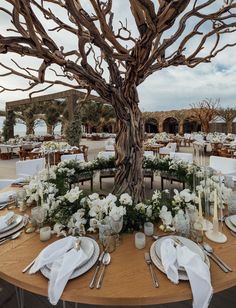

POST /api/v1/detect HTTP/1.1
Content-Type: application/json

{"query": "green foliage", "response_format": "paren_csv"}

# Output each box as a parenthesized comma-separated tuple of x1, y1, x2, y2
(65, 113, 82, 146)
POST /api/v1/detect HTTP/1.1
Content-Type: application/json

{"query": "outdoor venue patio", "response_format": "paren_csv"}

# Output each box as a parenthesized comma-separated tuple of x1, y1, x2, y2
(0, 1, 236, 308)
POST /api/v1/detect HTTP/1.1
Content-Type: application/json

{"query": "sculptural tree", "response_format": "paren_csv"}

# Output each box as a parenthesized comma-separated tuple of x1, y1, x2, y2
(191, 98, 220, 133)
(0, 1, 236, 201)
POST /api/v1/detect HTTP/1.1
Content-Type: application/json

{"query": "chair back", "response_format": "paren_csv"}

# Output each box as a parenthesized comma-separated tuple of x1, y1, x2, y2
(61, 154, 85, 162)
(97, 151, 115, 159)
(144, 151, 154, 159)
(170, 152, 193, 163)
(209, 156, 236, 175)
(16, 158, 45, 178)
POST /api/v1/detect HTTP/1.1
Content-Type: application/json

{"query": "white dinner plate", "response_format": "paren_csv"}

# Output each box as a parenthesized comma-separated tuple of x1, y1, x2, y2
(40, 237, 100, 280)
(0, 203, 8, 210)
(225, 216, 236, 232)
(0, 218, 25, 239)
(150, 236, 210, 280)
(155, 236, 205, 262)
(0, 214, 23, 233)
(229, 215, 236, 227)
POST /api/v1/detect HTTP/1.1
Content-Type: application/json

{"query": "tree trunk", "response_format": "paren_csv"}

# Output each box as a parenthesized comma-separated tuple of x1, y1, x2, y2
(202, 121, 210, 133)
(111, 90, 145, 203)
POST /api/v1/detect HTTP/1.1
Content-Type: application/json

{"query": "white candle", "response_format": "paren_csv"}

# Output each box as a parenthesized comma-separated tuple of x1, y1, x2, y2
(40, 226, 51, 241)
(135, 232, 146, 249)
(144, 222, 154, 236)
(213, 189, 218, 220)
(198, 191, 203, 218)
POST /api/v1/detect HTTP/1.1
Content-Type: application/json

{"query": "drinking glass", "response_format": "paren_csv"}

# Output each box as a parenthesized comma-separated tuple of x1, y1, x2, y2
(110, 216, 123, 246)
(102, 229, 116, 253)
(98, 217, 111, 244)
(31, 206, 47, 231)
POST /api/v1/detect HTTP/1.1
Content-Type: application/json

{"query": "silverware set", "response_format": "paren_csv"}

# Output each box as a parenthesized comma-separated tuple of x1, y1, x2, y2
(0, 230, 22, 245)
(200, 242, 232, 273)
(145, 252, 159, 288)
(89, 251, 111, 289)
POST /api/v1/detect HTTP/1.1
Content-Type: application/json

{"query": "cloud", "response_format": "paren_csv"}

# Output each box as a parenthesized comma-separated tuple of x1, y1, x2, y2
(0, 1, 236, 113)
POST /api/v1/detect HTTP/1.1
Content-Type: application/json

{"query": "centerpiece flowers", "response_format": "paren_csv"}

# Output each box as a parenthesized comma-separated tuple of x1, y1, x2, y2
(24, 155, 232, 237)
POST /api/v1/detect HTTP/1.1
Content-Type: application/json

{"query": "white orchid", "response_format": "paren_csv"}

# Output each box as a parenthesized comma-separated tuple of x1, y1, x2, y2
(159, 205, 173, 226)
(64, 186, 83, 203)
(109, 205, 126, 221)
(119, 193, 133, 206)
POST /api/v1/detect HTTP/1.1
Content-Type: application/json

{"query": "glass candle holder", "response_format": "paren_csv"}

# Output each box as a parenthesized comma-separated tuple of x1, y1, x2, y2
(135, 232, 146, 249)
(144, 222, 154, 236)
(39, 226, 51, 241)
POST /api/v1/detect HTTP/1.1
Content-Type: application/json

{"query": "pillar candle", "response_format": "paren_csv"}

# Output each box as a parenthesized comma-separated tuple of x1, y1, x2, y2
(213, 189, 218, 220)
(198, 191, 203, 218)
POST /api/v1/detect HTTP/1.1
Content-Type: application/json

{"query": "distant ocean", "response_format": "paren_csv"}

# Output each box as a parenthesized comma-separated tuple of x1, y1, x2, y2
(0, 116, 61, 137)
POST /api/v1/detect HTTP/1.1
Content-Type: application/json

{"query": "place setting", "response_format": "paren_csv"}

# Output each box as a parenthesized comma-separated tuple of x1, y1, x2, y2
(0, 191, 17, 210)
(0, 211, 26, 242)
(20, 235, 100, 305)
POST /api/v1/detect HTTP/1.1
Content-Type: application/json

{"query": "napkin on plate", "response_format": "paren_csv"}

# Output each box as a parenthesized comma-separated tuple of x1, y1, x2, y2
(0, 211, 15, 231)
(12, 177, 27, 184)
(0, 191, 16, 204)
(29, 236, 93, 305)
(160, 238, 213, 308)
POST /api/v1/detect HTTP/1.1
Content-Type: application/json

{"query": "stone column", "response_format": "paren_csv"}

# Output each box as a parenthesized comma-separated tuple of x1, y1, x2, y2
(178, 121, 184, 135)
(5, 110, 15, 139)
(226, 120, 233, 134)
(158, 122, 163, 133)
(47, 124, 53, 135)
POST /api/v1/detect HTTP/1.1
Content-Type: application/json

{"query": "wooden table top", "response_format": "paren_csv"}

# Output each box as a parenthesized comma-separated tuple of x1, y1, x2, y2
(1, 187, 236, 306)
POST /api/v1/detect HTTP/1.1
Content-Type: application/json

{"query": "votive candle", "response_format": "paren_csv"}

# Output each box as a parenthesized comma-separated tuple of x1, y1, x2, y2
(198, 191, 203, 218)
(40, 226, 51, 241)
(213, 189, 218, 220)
(144, 222, 154, 236)
(135, 232, 146, 249)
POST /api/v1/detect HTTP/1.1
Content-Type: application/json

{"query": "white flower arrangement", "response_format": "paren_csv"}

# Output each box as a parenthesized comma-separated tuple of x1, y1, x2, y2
(41, 141, 70, 152)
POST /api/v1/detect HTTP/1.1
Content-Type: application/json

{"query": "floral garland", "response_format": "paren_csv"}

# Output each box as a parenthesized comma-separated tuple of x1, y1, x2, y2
(24, 156, 232, 236)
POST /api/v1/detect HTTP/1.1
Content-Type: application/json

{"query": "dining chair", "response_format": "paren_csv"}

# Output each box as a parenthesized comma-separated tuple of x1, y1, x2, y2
(159, 142, 177, 156)
(169, 152, 193, 163)
(61, 154, 85, 162)
(209, 156, 236, 175)
(16, 158, 46, 178)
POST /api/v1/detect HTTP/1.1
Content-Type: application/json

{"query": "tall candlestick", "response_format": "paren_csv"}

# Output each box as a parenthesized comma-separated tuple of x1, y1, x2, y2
(213, 189, 218, 220)
(198, 191, 203, 218)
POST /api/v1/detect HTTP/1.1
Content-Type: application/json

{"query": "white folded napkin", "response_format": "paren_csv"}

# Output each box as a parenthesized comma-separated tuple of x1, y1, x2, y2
(29, 236, 93, 305)
(160, 238, 213, 308)
(0, 191, 16, 204)
(0, 211, 14, 231)
(12, 177, 27, 184)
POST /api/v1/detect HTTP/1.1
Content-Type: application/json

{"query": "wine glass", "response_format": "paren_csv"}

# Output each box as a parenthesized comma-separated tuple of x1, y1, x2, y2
(110, 216, 123, 246)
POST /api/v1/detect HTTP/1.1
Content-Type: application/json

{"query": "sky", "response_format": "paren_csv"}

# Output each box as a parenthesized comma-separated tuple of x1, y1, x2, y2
(0, 1, 235, 113)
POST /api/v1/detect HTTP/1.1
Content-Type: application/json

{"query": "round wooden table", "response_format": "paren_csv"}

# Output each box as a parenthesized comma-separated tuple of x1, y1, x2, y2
(0, 190, 236, 306)
(1, 223, 236, 306)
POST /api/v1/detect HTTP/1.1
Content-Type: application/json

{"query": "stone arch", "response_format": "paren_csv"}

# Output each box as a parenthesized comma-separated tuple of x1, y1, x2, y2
(14, 117, 26, 136)
(34, 117, 47, 135)
(183, 118, 201, 133)
(144, 118, 158, 133)
(162, 117, 179, 134)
